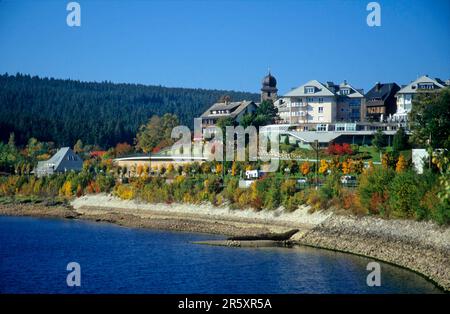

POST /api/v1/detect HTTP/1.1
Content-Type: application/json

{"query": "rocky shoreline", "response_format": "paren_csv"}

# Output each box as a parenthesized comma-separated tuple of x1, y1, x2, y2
(297, 215, 450, 291)
(0, 197, 448, 292)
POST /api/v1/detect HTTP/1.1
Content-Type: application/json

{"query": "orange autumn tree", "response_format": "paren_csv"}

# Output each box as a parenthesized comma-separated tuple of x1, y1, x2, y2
(300, 162, 310, 176)
(396, 155, 408, 173)
(115, 142, 133, 157)
(137, 165, 144, 177)
(342, 159, 351, 174)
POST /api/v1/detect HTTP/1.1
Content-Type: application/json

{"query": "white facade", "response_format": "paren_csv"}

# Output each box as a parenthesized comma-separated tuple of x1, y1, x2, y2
(277, 80, 363, 125)
(278, 96, 336, 124)
(394, 75, 447, 122)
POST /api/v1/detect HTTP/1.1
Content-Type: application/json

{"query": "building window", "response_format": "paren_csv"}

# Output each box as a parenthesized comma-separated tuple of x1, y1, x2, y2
(341, 89, 350, 95)
(318, 107, 324, 113)
(418, 83, 434, 90)
(307, 97, 314, 102)
(305, 87, 315, 94)
(318, 98, 323, 103)
(317, 124, 327, 131)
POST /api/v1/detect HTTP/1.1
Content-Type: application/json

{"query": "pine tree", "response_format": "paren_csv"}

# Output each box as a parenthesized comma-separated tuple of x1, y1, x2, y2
(393, 127, 408, 152)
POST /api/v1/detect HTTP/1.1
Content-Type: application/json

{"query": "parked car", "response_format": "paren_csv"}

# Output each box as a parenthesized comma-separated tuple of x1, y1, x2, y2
(340, 175, 357, 184)
(297, 177, 308, 184)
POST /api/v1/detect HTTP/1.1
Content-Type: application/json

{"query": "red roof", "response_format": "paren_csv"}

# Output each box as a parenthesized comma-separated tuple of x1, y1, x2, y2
(90, 151, 107, 158)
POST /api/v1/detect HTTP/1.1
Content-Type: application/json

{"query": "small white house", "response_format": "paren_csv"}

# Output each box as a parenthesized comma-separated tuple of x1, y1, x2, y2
(34, 147, 83, 177)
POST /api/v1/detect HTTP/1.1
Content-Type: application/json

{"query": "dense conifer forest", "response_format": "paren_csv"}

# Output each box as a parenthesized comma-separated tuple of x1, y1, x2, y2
(0, 73, 258, 147)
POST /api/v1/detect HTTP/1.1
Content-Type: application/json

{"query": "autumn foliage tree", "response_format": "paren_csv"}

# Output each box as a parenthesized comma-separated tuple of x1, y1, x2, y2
(300, 162, 310, 176)
(115, 142, 133, 157)
(396, 155, 408, 173)
(319, 160, 329, 174)
(326, 143, 353, 156)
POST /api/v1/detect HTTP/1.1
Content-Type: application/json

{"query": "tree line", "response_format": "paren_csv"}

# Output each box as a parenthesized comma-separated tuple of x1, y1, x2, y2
(0, 73, 258, 148)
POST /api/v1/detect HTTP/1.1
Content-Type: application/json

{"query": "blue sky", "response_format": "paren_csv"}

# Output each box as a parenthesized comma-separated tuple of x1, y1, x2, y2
(0, 0, 449, 94)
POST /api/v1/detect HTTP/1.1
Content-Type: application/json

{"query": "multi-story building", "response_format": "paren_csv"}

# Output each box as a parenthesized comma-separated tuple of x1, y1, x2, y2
(279, 80, 337, 125)
(276, 80, 363, 127)
(328, 81, 364, 122)
(394, 75, 447, 122)
(364, 82, 400, 122)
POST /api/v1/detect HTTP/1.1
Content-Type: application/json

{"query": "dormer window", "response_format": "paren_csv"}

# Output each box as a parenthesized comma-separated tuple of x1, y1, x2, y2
(341, 88, 350, 95)
(417, 83, 434, 90)
(305, 86, 315, 94)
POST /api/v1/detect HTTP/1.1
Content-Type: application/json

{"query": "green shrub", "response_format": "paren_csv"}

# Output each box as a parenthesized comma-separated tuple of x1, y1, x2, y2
(388, 170, 421, 218)
(358, 167, 393, 216)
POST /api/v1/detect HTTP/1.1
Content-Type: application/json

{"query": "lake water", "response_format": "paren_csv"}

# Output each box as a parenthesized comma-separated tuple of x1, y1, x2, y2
(0, 216, 442, 294)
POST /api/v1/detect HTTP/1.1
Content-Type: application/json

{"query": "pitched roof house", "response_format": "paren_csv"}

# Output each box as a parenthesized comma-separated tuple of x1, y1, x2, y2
(200, 100, 258, 128)
(34, 147, 83, 177)
(364, 82, 400, 122)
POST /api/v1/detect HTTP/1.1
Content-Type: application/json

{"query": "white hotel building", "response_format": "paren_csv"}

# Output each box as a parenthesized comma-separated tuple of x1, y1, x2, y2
(394, 75, 448, 122)
(276, 80, 364, 129)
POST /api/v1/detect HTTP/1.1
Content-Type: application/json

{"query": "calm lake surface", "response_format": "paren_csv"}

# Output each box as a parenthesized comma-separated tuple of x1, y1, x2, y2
(0, 215, 442, 294)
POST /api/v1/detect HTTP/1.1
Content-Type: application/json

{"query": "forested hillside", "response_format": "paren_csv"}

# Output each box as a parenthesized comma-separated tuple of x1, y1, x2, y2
(0, 73, 258, 147)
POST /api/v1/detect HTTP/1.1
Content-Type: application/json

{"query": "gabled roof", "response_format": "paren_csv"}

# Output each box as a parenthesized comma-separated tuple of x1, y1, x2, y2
(47, 147, 71, 167)
(365, 83, 400, 102)
(336, 81, 364, 98)
(396, 75, 445, 94)
(37, 147, 81, 171)
(200, 100, 257, 119)
(284, 80, 335, 97)
(284, 80, 363, 98)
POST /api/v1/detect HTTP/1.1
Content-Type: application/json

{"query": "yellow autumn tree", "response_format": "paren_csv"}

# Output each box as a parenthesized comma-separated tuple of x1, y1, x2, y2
(60, 181, 72, 198)
(215, 163, 223, 174)
(342, 160, 351, 174)
(167, 163, 174, 174)
(231, 162, 237, 176)
(318, 159, 329, 174)
(396, 155, 407, 173)
(300, 162, 310, 176)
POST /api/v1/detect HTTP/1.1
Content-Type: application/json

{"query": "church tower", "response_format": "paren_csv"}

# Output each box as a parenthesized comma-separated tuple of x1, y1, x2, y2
(261, 70, 278, 103)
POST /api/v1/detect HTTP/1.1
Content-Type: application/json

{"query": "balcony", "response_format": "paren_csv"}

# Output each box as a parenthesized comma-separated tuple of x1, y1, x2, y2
(290, 102, 307, 108)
